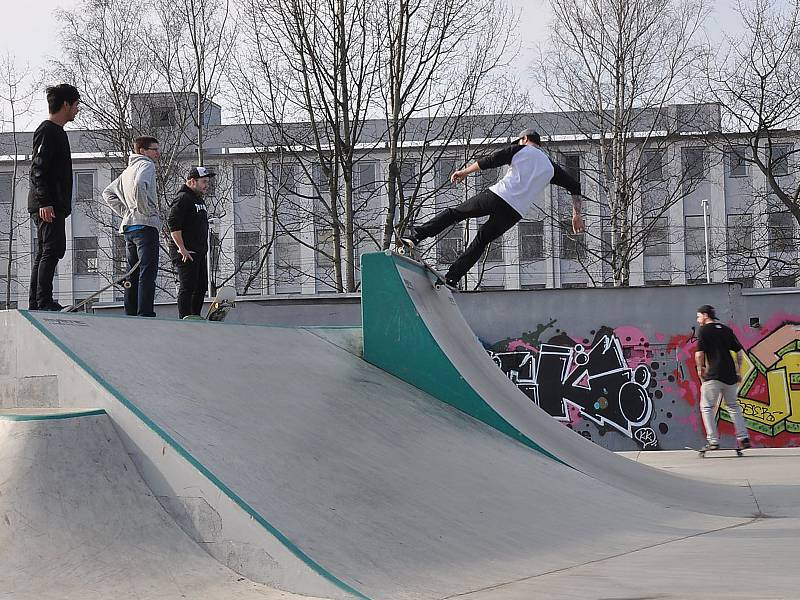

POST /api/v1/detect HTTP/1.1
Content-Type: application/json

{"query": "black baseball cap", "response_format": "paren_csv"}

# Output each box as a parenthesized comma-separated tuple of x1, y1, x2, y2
(187, 166, 216, 179)
(697, 304, 716, 317)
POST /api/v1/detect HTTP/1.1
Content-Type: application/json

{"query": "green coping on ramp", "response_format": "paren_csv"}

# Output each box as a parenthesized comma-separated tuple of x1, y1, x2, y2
(361, 251, 562, 463)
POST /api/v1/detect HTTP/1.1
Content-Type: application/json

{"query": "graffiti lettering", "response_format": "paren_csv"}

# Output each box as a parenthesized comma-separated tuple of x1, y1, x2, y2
(490, 331, 656, 447)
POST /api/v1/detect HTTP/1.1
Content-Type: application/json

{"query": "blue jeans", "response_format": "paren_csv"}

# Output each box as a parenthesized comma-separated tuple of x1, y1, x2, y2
(124, 226, 160, 317)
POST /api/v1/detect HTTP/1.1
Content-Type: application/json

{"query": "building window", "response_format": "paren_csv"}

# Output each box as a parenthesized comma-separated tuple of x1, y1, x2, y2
(768, 212, 795, 253)
(563, 153, 581, 181)
(562, 282, 588, 289)
(274, 234, 301, 289)
(727, 213, 753, 254)
(772, 144, 792, 177)
(643, 217, 669, 257)
(682, 147, 706, 182)
(0, 241, 16, 279)
(74, 172, 95, 202)
(684, 215, 707, 256)
(728, 146, 749, 177)
(74, 236, 99, 274)
(643, 150, 663, 182)
(437, 223, 463, 264)
(398, 160, 418, 195)
(150, 107, 176, 128)
(601, 220, 613, 263)
(485, 236, 503, 262)
(235, 231, 261, 272)
(771, 274, 796, 288)
(312, 162, 329, 193)
(0, 173, 12, 204)
(644, 279, 671, 286)
(236, 166, 257, 197)
(355, 161, 377, 197)
(728, 276, 754, 288)
(436, 157, 459, 188)
(272, 163, 298, 194)
(560, 220, 585, 260)
(518, 220, 544, 261)
(315, 226, 335, 269)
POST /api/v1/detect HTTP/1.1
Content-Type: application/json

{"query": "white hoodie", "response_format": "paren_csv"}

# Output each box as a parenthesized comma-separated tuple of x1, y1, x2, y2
(102, 153, 161, 232)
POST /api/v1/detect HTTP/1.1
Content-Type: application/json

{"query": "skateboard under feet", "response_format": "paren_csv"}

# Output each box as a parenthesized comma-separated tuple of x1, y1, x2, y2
(393, 226, 457, 292)
(688, 446, 744, 458)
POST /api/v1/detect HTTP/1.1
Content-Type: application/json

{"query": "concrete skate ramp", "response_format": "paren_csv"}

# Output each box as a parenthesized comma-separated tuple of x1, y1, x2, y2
(361, 251, 786, 517)
(19, 311, 747, 599)
(0, 409, 325, 600)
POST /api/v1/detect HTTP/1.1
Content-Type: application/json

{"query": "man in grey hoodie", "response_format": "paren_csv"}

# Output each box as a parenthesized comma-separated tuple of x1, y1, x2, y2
(102, 136, 161, 317)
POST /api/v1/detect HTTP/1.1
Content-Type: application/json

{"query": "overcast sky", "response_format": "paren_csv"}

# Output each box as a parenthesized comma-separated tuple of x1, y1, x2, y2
(0, 0, 753, 131)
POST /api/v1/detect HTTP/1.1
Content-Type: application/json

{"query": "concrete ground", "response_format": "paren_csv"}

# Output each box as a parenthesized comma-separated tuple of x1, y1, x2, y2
(455, 449, 800, 600)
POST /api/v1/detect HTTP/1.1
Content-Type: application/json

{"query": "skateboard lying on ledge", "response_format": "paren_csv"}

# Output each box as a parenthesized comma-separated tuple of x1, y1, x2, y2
(393, 226, 457, 292)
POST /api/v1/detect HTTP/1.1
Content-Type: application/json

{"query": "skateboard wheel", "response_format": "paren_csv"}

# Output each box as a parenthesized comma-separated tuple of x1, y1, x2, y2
(123, 281, 132, 289)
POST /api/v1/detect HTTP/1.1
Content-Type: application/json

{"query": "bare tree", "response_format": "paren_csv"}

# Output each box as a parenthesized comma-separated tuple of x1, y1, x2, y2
(150, 0, 236, 167)
(536, 0, 712, 286)
(0, 53, 36, 308)
(374, 0, 522, 248)
(52, 0, 246, 300)
(232, 0, 526, 292)
(233, 0, 382, 292)
(53, 0, 160, 154)
(703, 0, 800, 285)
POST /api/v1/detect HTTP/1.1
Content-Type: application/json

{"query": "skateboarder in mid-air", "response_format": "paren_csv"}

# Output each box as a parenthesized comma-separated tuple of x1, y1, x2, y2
(401, 129, 584, 288)
(695, 304, 752, 452)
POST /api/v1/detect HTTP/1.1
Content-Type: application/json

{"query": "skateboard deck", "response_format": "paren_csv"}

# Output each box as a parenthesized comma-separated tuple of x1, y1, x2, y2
(205, 286, 236, 322)
(62, 259, 142, 313)
(393, 226, 457, 292)
(686, 446, 744, 458)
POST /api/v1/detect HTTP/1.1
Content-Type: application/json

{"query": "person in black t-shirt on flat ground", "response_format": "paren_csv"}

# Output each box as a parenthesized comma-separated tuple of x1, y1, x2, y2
(694, 304, 752, 451)
(168, 167, 213, 319)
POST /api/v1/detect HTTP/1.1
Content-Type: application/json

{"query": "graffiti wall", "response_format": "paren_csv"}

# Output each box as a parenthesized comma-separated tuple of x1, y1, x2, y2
(483, 313, 800, 450)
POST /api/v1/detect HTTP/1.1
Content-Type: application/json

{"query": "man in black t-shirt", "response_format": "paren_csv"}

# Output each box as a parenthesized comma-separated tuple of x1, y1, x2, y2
(694, 305, 752, 450)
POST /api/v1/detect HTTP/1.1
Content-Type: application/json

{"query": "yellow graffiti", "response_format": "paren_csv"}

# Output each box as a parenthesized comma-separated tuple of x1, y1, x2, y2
(720, 324, 800, 435)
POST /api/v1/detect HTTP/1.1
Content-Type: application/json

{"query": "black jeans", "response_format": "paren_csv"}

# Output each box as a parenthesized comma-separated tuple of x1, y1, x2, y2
(174, 253, 208, 319)
(29, 214, 67, 308)
(124, 226, 160, 317)
(415, 189, 521, 282)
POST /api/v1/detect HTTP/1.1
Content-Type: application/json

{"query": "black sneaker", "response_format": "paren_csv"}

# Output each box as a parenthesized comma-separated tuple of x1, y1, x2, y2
(739, 437, 752, 449)
(701, 442, 720, 451)
(400, 225, 419, 248)
(445, 277, 460, 290)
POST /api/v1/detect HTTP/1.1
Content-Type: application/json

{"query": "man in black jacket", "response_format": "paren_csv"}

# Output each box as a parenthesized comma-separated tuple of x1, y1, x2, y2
(402, 129, 584, 288)
(28, 84, 80, 310)
(168, 167, 213, 319)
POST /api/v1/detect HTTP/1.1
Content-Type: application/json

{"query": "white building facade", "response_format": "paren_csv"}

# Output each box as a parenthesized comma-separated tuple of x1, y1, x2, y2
(0, 103, 796, 308)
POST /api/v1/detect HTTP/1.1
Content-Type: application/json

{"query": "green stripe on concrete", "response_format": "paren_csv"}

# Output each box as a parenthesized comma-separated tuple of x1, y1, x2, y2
(19, 310, 370, 600)
(0, 408, 106, 421)
(360, 252, 564, 465)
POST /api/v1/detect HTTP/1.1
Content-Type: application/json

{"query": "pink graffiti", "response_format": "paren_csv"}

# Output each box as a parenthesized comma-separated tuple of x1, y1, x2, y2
(506, 339, 538, 353)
